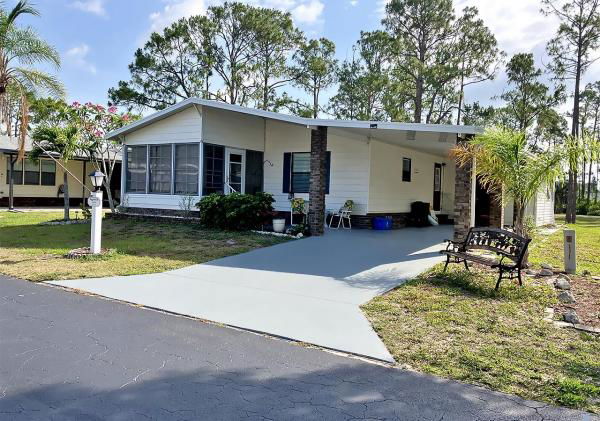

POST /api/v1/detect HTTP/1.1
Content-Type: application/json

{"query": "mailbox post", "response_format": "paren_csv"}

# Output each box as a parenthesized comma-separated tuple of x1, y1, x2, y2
(564, 229, 576, 274)
(88, 171, 105, 255)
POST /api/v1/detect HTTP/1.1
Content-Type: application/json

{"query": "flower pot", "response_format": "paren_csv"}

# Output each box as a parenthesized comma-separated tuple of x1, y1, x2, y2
(272, 218, 286, 233)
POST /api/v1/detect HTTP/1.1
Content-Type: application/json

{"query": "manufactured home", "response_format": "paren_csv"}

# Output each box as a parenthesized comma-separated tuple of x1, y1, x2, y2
(106, 98, 554, 238)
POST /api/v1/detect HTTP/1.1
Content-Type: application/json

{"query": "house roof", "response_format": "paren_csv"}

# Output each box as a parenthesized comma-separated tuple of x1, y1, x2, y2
(0, 136, 34, 154)
(106, 97, 483, 139)
(0, 135, 121, 162)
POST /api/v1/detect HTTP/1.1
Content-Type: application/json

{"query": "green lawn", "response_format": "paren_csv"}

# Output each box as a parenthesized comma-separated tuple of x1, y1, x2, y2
(363, 216, 600, 413)
(0, 211, 288, 281)
(529, 215, 600, 274)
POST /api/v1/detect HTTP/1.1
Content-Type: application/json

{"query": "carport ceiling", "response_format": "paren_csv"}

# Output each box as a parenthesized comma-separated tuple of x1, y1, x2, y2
(330, 127, 457, 158)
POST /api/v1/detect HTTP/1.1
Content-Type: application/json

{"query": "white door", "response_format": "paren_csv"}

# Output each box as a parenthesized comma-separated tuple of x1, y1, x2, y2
(225, 148, 245, 194)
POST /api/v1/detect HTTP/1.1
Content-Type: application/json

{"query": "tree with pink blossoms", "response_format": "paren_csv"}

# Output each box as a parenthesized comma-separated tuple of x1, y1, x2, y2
(71, 102, 138, 211)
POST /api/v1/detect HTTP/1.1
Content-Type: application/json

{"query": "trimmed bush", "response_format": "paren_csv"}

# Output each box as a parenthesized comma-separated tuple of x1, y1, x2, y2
(196, 192, 275, 230)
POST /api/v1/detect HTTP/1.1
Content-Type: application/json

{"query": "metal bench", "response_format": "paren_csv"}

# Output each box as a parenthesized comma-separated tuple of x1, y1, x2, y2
(440, 227, 531, 290)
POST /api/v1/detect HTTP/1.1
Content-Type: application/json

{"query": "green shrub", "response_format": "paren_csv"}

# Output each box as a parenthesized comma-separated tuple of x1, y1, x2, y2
(576, 199, 590, 215)
(196, 193, 275, 230)
(587, 201, 600, 216)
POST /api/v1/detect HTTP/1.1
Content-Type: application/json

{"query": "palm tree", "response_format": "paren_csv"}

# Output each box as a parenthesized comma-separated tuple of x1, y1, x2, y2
(0, 0, 64, 158)
(31, 126, 80, 221)
(453, 127, 564, 237)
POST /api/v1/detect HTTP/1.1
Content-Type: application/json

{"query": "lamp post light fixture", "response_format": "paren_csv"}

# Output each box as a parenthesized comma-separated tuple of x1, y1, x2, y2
(88, 171, 105, 254)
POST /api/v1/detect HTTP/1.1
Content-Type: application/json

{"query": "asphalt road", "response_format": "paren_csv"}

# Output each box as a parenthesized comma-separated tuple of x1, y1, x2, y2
(0, 276, 596, 421)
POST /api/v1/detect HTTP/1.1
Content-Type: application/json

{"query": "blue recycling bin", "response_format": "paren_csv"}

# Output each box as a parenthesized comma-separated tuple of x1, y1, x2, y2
(372, 216, 393, 230)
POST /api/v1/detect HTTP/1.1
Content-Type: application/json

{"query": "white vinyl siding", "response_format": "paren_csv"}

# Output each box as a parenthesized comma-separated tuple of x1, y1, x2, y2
(201, 106, 265, 152)
(263, 120, 370, 215)
(367, 139, 455, 215)
(122, 106, 202, 210)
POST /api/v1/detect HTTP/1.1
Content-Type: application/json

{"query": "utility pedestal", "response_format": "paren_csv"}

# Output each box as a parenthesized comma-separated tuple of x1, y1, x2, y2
(89, 191, 103, 254)
(563, 229, 576, 274)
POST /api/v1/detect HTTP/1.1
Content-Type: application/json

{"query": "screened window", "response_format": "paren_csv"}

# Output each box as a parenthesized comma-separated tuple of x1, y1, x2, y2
(291, 153, 311, 193)
(126, 145, 147, 193)
(283, 152, 330, 194)
(402, 157, 412, 182)
(24, 160, 40, 185)
(149, 145, 172, 194)
(174, 144, 199, 195)
(6, 157, 23, 185)
(203, 144, 224, 195)
(41, 160, 56, 186)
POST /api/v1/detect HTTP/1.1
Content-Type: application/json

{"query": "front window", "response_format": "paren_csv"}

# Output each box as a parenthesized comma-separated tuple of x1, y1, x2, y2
(7, 158, 56, 186)
(149, 145, 172, 194)
(174, 144, 199, 195)
(41, 160, 56, 186)
(291, 152, 311, 193)
(203, 144, 224, 195)
(6, 158, 23, 185)
(402, 157, 412, 182)
(24, 160, 40, 185)
(126, 145, 147, 193)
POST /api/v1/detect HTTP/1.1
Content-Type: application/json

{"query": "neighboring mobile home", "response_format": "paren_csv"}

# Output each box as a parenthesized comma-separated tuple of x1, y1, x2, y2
(0, 136, 121, 207)
(106, 98, 554, 237)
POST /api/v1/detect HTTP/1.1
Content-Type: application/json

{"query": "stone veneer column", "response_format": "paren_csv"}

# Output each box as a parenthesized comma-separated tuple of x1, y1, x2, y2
(453, 136, 474, 241)
(488, 190, 504, 229)
(308, 126, 328, 236)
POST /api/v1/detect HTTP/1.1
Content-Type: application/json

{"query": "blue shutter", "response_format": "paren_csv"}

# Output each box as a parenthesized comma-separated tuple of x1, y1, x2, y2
(283, 152, 291, 193)
(325, 151, 331, 194)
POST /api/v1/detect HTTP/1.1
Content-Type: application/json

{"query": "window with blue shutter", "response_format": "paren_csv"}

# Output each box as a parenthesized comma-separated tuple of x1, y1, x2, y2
(283, 152, 331, 194)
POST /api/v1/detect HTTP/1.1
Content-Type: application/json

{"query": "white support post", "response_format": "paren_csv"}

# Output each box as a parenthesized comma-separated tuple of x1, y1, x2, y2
(89, 190, 103, 254)
(563, 229, 576, 274)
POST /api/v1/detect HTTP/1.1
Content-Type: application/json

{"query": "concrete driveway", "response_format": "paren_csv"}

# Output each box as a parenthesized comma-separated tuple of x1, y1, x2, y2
(49, 226, 452, 362)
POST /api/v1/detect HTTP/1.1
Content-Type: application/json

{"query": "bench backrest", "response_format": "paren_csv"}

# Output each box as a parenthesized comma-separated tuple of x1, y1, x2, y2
(464, 227, 531, 264)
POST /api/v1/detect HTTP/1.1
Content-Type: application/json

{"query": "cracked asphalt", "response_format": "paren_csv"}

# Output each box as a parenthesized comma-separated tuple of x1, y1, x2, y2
(1, 276, 597, 421)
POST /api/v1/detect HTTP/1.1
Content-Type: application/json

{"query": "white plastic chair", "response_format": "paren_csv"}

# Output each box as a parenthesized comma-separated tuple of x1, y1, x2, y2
(328, 200, 353, 229)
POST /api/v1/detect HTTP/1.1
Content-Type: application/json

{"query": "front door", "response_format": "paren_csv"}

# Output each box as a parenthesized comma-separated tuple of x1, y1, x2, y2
(433, 163, 442, 211)
(225, 148, 245, 194)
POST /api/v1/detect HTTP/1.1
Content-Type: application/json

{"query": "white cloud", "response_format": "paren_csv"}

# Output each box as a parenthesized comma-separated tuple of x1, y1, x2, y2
(146, 0, 324, 35)
(65, 44, 97, 75)
(349, 0, 358, 6)
(291, 0, 324, 24)
(71, 0, 107, 17)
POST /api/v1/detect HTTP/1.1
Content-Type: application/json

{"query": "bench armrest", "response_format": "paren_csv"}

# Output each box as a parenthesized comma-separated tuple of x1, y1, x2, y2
(443, 239, 464, 252)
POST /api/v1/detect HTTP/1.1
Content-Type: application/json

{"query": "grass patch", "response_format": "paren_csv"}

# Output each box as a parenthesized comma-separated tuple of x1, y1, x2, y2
(0, 212, 288, 281)
(363, 267, 600, 413)
(529, 215, 600, 275)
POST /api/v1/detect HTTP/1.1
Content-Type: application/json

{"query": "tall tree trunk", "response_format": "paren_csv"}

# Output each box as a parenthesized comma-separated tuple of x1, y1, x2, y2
(456, 61, 466, 125)
(414, 76, 423, 123)
(63, 171, 70, 221)
(8, 157, 15, 211)
(567, 60, 582, 223)
(104, 179, 115, 212)
(514, 201, 529, 264)
(587, 160, 593, 201)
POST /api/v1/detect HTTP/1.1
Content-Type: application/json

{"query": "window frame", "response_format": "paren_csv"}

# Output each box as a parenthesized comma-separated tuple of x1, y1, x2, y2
(174, 143, 200, 195)
(125, 145, 149, 194)
(148, 144, 173, 195)
(402, 157, 412, 182)
(6, 157, 57, 186)
(291, 152, 311, 194)
(40, 160, 56, 186)
(202, 143, 225, 196)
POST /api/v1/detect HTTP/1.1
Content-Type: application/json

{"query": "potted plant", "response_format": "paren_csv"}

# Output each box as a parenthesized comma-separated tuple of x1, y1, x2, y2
(272, 217, 286, 233)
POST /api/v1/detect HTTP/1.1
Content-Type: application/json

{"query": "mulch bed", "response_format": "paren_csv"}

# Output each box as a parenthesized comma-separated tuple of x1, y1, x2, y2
(555, 275, 600, 328)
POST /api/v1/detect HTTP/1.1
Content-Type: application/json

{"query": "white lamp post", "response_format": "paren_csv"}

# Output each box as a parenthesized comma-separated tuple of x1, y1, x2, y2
(88, 171, 105, 254)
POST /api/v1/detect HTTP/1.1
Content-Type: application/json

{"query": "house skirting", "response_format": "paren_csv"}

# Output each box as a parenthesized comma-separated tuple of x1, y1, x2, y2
(0, 197, 87, 207)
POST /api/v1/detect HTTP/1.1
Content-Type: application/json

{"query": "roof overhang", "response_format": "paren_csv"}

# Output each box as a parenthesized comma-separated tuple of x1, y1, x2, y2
(106, 97, 483, 140)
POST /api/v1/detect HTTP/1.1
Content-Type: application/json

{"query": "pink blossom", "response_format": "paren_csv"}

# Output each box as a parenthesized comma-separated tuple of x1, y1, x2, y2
(108, 106, 117, 113)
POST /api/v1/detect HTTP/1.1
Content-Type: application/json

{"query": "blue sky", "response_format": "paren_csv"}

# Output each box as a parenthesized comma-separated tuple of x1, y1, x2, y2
(18, 0, 600, 113)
